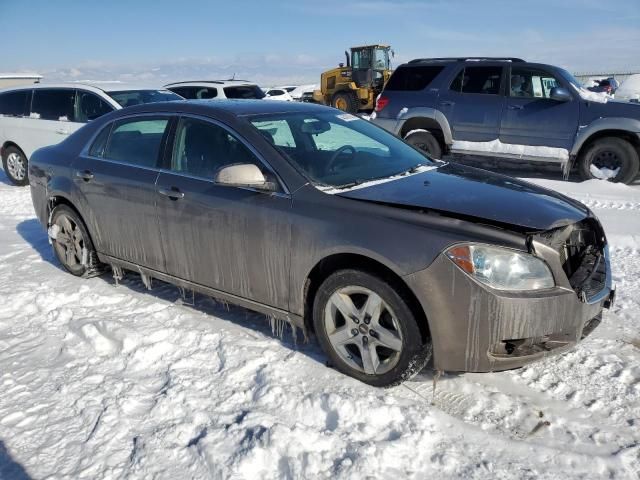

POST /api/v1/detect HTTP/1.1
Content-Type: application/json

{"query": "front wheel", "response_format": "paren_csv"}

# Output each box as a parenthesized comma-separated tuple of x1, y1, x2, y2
(2, 146, 29, 186)
(578, 137, 639, 184)
(313, 269, 431, 387)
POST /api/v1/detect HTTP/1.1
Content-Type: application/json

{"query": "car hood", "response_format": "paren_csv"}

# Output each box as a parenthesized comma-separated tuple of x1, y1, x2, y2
(337, 163, 590, 231)
(589, 98, 640, 118)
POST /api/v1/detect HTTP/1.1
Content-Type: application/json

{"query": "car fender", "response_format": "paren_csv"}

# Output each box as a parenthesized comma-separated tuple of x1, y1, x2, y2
(396, 107, 453, 144)
(571, 117, 640, 156)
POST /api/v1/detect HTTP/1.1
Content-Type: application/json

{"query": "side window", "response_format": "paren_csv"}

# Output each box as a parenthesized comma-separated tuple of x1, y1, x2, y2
(170, 117, 261, 178)
(88, 124, 112, 158)
(510, 67, 561, 99)
(197, 88, 217, 99)
(385, 66, 444, 91)
(450, 67, 502, 95)
(252, 120, 296, 147)
(103, 118, 169, 167)
(31, 89, 76, 121)
(75, 92, 114, 122)
(0, 90, 30, 117)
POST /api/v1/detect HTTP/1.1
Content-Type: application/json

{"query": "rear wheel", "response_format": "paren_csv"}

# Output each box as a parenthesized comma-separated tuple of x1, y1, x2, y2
(50, 205, 103, 277)
(578, 137, 639, 184)
(313, 269, 431, 387)
(404, 130, 443, 159)
(2, 146, 29, 186)
(331, 91, 359, 114)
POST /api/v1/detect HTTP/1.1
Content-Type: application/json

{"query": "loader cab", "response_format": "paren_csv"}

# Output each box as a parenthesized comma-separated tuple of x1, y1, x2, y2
(350, 45, 391, 89)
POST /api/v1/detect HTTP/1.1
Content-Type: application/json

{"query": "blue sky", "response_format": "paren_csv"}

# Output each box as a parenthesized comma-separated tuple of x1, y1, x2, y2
(2, 0, 639, 85)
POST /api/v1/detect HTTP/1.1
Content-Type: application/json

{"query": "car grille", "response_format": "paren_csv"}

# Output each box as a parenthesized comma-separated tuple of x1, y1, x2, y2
(558, 219, 607, 301)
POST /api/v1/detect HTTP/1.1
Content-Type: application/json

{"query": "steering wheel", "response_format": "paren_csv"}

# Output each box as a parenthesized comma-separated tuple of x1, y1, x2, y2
(326, 145, 357, 174)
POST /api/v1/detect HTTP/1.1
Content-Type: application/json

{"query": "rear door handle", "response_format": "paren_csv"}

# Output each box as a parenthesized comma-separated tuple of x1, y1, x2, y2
(75, 170, 94, 181)
(440, 100, 455, 107)
(158, 187, 184, 200)
(507, 104, 524, 110)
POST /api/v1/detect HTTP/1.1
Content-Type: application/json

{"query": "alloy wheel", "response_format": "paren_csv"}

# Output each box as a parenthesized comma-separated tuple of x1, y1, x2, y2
(6, 152, 26, 181)
(324, 286, 403, 375)
(53, 214, 85, 268)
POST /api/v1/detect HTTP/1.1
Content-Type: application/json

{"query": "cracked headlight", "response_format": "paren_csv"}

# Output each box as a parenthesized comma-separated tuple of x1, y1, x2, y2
(445, 244, 554, 291)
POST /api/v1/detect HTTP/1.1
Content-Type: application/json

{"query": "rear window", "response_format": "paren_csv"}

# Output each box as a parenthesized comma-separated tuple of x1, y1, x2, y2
(168, 86, 217, 100)
(385, 66, 444, 91)
(450, 66, 502, 95)
(104, 118, 169, 167)
(223, 85, 265, 99)
(0, 90, 30, 117)
(107, 90, 181, 108)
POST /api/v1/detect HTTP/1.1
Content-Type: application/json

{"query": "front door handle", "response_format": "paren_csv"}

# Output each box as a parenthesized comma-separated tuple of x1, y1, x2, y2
(507, 104, 524, 110)
(440, 100, 455, 107)
(75, 170, 94, 182)
(158, 187, 184, 200)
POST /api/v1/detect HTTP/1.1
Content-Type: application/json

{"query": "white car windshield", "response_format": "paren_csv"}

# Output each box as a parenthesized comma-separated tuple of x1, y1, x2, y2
(250, 111, 434, 188)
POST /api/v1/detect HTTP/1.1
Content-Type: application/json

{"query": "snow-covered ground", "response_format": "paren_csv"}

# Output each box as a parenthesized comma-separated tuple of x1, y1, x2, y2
(0, 170, 639, 479)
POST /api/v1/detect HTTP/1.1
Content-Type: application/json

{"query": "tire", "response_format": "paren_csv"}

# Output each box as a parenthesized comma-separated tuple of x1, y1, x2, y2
(331, 91, 359, 114)
(404, 130, 443, 160)
(50, 205, 104, 277)
(313, 269, 432, 387)
(1, 146, 29, 186)
(578, 137, 640, 184)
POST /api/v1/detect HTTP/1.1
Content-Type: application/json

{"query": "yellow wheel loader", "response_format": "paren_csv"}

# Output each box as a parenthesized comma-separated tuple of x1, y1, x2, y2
(313, 44, 393, 114)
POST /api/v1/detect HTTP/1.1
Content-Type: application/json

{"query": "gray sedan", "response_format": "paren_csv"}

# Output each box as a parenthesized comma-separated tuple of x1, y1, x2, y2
(28, 100, 615, 386)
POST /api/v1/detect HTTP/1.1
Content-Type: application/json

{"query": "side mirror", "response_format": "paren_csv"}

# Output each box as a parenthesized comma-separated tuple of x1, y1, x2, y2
(214, 163, 277, 192)
(550, 87, 572, 102)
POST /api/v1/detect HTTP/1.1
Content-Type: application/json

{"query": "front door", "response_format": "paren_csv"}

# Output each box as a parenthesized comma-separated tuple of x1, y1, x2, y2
(437, 65, 505, 142)
(155, 116, 291, 309)
(499, 66, 579, 150)
(72, 116, 170, 271)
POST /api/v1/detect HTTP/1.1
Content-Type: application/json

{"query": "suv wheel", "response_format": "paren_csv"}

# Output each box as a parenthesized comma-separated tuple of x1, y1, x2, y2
(331, 91, 359, 114)
(578, 137, 639, 184)
(404, 130, 443, 159)
(2, 146, 29, 186)
(313, 269, 432, 387)
(50, 205, 104, 277)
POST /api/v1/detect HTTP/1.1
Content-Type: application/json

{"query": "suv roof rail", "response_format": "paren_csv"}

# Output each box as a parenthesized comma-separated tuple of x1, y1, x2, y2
(408, 57, 525, 64)
(164, 80, 226, 86)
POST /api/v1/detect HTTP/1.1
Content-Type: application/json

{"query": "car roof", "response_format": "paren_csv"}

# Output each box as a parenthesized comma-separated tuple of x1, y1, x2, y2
(164, 80, 258, 88)
(0, 82, 170, 95)
(116, 98, 333, 117)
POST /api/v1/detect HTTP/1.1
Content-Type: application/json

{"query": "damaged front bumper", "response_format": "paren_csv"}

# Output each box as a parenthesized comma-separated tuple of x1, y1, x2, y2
(404, 249, 615, 372)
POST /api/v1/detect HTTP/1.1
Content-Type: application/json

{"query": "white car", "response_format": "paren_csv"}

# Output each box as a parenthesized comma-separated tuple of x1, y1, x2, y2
(164, 80, 265, 100)
(264, 88, 294, 101)
(614, 74, 640, 103)
(289, 84, 319, 101)
(0, 83, 182, 186)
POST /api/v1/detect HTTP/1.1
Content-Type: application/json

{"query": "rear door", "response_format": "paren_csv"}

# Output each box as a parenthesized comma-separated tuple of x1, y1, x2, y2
(155, 115, 291, 309)
(73, 115, 170, 271)
(499, 66, 579, 150)
(25, 89, 80, 157)
(437, 65, 505, 142)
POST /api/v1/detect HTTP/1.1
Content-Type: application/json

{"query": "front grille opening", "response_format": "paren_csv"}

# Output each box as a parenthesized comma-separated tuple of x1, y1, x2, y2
(490, 334, 572, 358)
(538, 218, 606, 301)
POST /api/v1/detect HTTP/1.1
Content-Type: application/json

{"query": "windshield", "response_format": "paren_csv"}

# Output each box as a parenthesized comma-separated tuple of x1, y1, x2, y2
(555, 68, 583, 89)
(224, 85, 266, 99)
(108, 89, 182, 107)
(249, 111, 434, 188)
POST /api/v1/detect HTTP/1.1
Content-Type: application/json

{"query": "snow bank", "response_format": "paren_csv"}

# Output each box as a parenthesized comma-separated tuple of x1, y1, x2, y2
(0, 169, 639, 479)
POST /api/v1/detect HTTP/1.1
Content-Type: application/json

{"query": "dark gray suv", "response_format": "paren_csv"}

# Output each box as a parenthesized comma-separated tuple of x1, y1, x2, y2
(28, 100, 614, 386)
(372, 57, 640, 184)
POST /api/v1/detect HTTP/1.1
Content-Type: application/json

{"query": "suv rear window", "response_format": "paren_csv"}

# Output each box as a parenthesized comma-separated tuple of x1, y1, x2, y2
(450, 66, 502, 95)
(385, 66, 444, 91)
(223, 85, 265, 99)
(0, 90, 31, 117)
